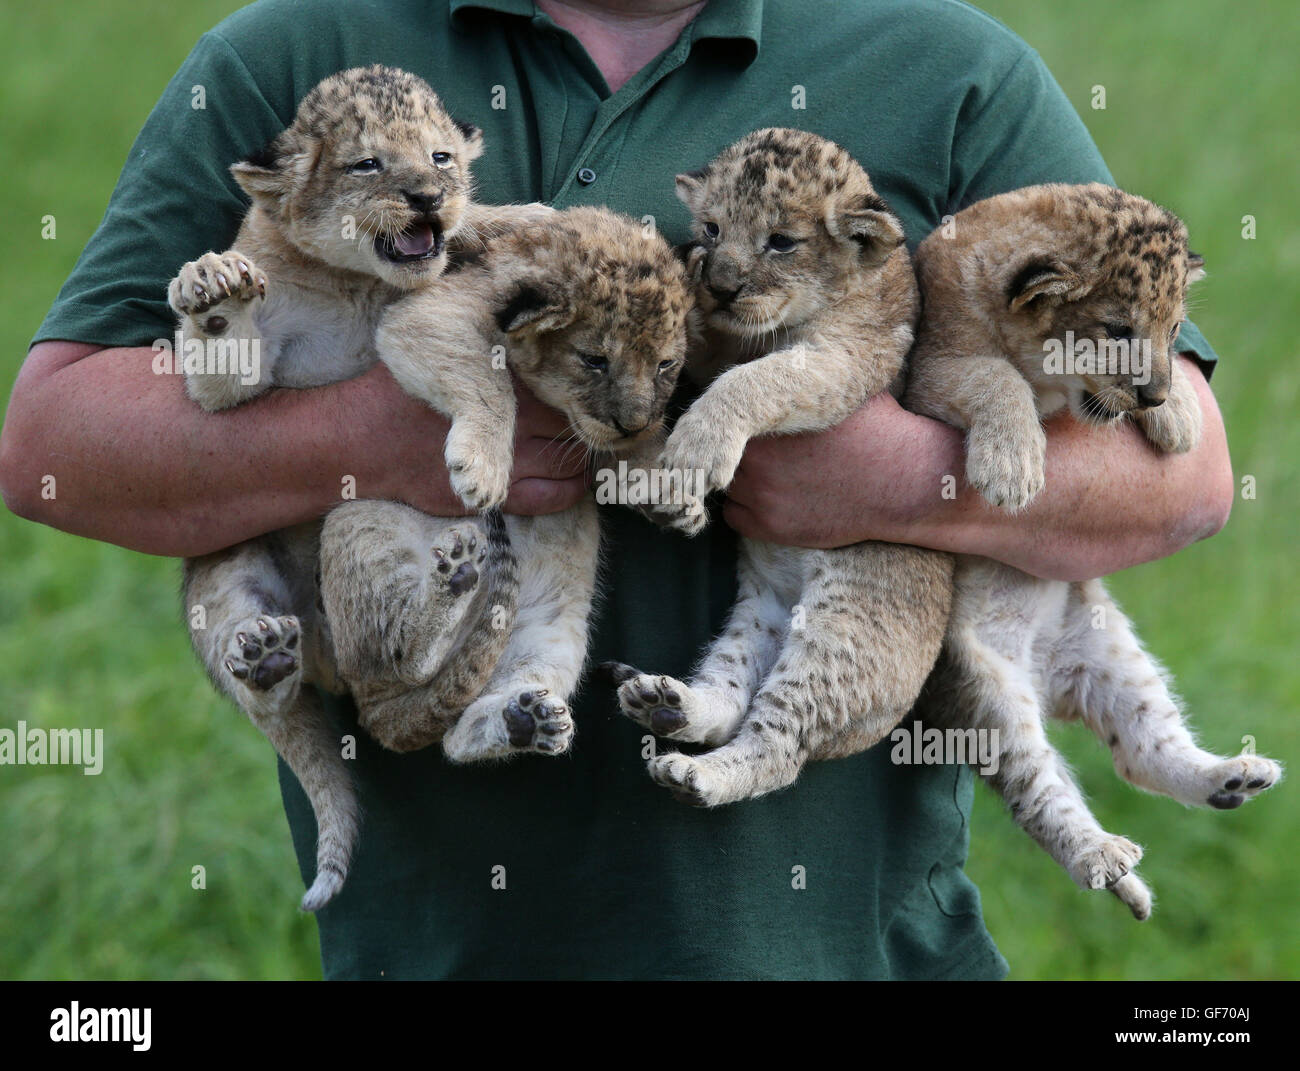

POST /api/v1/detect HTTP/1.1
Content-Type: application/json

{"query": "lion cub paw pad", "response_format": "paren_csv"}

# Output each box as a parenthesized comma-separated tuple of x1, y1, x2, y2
(433, 527, 487, 597)
(611, 668, 690, 736)
(1203, 755, 1282, 809)
(503, 689, 573, 754)
(225, 615, 300, 691)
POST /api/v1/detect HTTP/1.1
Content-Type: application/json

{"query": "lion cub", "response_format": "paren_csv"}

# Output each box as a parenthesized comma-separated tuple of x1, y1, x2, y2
(904, 183, 1282, 918)
(171, 66, 545, 911)
(605, 129, 953, 807)
(320, 206, 692, 764)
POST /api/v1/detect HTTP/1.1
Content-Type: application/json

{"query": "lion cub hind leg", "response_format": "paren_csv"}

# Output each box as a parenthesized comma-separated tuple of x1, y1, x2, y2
(606, 567, 789, 746)
(321, 502, 521, 753)
(321, 501, 493, 688)
(804, 542, 953, 761)
(641, 556, 835, 808)
(184, 543, 357, 912)
(646, 542, 951, 808)
(185, 542, 304, 717)
(1051, 581, 1283, 809)
(441, 503, 597, 763)
(937, 632, 1153, 920)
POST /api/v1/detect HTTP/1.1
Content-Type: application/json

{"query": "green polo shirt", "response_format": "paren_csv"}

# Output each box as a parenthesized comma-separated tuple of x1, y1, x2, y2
(35, 0, 1217, 980)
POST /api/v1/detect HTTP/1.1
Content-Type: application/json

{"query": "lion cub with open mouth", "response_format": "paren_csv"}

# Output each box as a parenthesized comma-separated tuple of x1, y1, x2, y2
(904, 182, 1282, 918)
(172, 66, 551, 912)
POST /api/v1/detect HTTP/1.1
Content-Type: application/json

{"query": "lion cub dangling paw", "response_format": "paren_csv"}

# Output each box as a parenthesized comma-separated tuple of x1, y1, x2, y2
(904, 182, 1282, 919)
(605, 128, 953, 808)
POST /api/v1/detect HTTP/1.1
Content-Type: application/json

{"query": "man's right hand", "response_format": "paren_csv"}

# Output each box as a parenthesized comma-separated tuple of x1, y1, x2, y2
(361, 362, 589, 517)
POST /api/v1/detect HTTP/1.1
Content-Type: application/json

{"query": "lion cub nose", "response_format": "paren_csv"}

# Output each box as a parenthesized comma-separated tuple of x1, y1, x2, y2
(613, 417, 652, 437)
(403, 189, 444, 215)
(1135, 382, 1168, 409)
(707, 284, 741, 307)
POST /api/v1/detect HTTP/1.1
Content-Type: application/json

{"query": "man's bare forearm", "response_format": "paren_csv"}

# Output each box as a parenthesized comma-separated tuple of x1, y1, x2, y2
(0, 342, 449, 556)
(908, 357, 1234, 579)
(724, 357, 1234, 581)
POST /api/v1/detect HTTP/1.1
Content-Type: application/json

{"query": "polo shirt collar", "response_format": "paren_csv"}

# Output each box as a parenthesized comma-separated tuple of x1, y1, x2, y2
(687, 0, 762, 60)
(449, 0, 763, 64)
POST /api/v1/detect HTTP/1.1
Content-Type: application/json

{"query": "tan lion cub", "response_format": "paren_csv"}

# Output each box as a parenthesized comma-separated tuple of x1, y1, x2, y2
(172, 66, 547, 911)
(321, 206, 692, 766)
(904, 183, 1282, 918)
(605, 129, 953, 807)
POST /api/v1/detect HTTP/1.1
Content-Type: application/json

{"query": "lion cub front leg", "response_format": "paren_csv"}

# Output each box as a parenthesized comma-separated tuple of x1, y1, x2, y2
(662, 341, 854, 500)
(441, 504, 597, 762)
(168, 250, 273, 411)
(911, 353, 1047, 511)
(1135, 358, 1203, 455)
(609, 427, 708, 536)
(455, 201, 554, 249)
(660, 332, 899, 521)
(378, 294, 517, 511)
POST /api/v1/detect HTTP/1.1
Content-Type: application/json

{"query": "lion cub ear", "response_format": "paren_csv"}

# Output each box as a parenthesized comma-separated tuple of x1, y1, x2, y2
(1186, 250, 1206, 284)
(674, 170, 707, 211)
(454, 118, 484, 162)
(230, 137, 319, 210)
(1006, 257, 1092, 312)
(830, 194, 905, 268)
(495, 282, 575, 335)
(230, 147, 289, 207)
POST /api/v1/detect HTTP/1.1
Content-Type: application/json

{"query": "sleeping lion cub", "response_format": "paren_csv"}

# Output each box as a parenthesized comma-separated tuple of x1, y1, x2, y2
(322, 206, 692, 767)
(904, 182, 1282, 918)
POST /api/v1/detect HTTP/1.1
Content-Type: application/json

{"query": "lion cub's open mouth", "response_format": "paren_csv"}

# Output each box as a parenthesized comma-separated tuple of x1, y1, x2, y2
(377, 220, 445, 264)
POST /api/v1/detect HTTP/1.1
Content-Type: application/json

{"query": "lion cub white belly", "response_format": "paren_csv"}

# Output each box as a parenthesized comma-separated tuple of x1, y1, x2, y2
(257, 291, 380, 387)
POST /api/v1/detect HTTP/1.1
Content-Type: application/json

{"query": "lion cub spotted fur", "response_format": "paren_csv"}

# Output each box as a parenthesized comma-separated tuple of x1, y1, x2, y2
(173, 66, 549, 912)
(321, 206, 692, 767)
(605, 129, 954, 807)
(904, 183, 1282, 918)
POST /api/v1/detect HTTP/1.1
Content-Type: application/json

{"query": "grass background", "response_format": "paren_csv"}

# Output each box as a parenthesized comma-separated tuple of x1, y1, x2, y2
(1, 0, 1296, 979)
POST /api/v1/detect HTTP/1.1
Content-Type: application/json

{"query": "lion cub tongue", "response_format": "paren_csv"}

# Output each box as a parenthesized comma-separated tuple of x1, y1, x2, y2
(394, 222, 435, 257)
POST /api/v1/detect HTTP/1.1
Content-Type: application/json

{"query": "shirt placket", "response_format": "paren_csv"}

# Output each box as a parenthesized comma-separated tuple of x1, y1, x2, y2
(533, 18, 697, 207)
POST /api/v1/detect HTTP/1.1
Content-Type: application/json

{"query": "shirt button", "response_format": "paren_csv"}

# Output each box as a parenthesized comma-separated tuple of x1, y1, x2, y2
(576, 167, 597, 185)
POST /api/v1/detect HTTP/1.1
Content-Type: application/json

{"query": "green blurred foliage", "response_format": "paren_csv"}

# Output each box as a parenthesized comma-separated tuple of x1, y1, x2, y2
(0, 0, 1295, 979)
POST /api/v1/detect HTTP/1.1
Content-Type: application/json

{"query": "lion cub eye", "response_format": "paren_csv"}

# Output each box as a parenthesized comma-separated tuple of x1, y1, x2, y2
(657, 359, 678, 375)
(432, 151, 453, 168)
(1104, 323, 1134, 340)
(702, 222, 720, 240)
(348, 158, 383, 174)
(766, 233, 797, 253)
(578, 352, 609, 373)
(1168, 322, 1182, 343)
